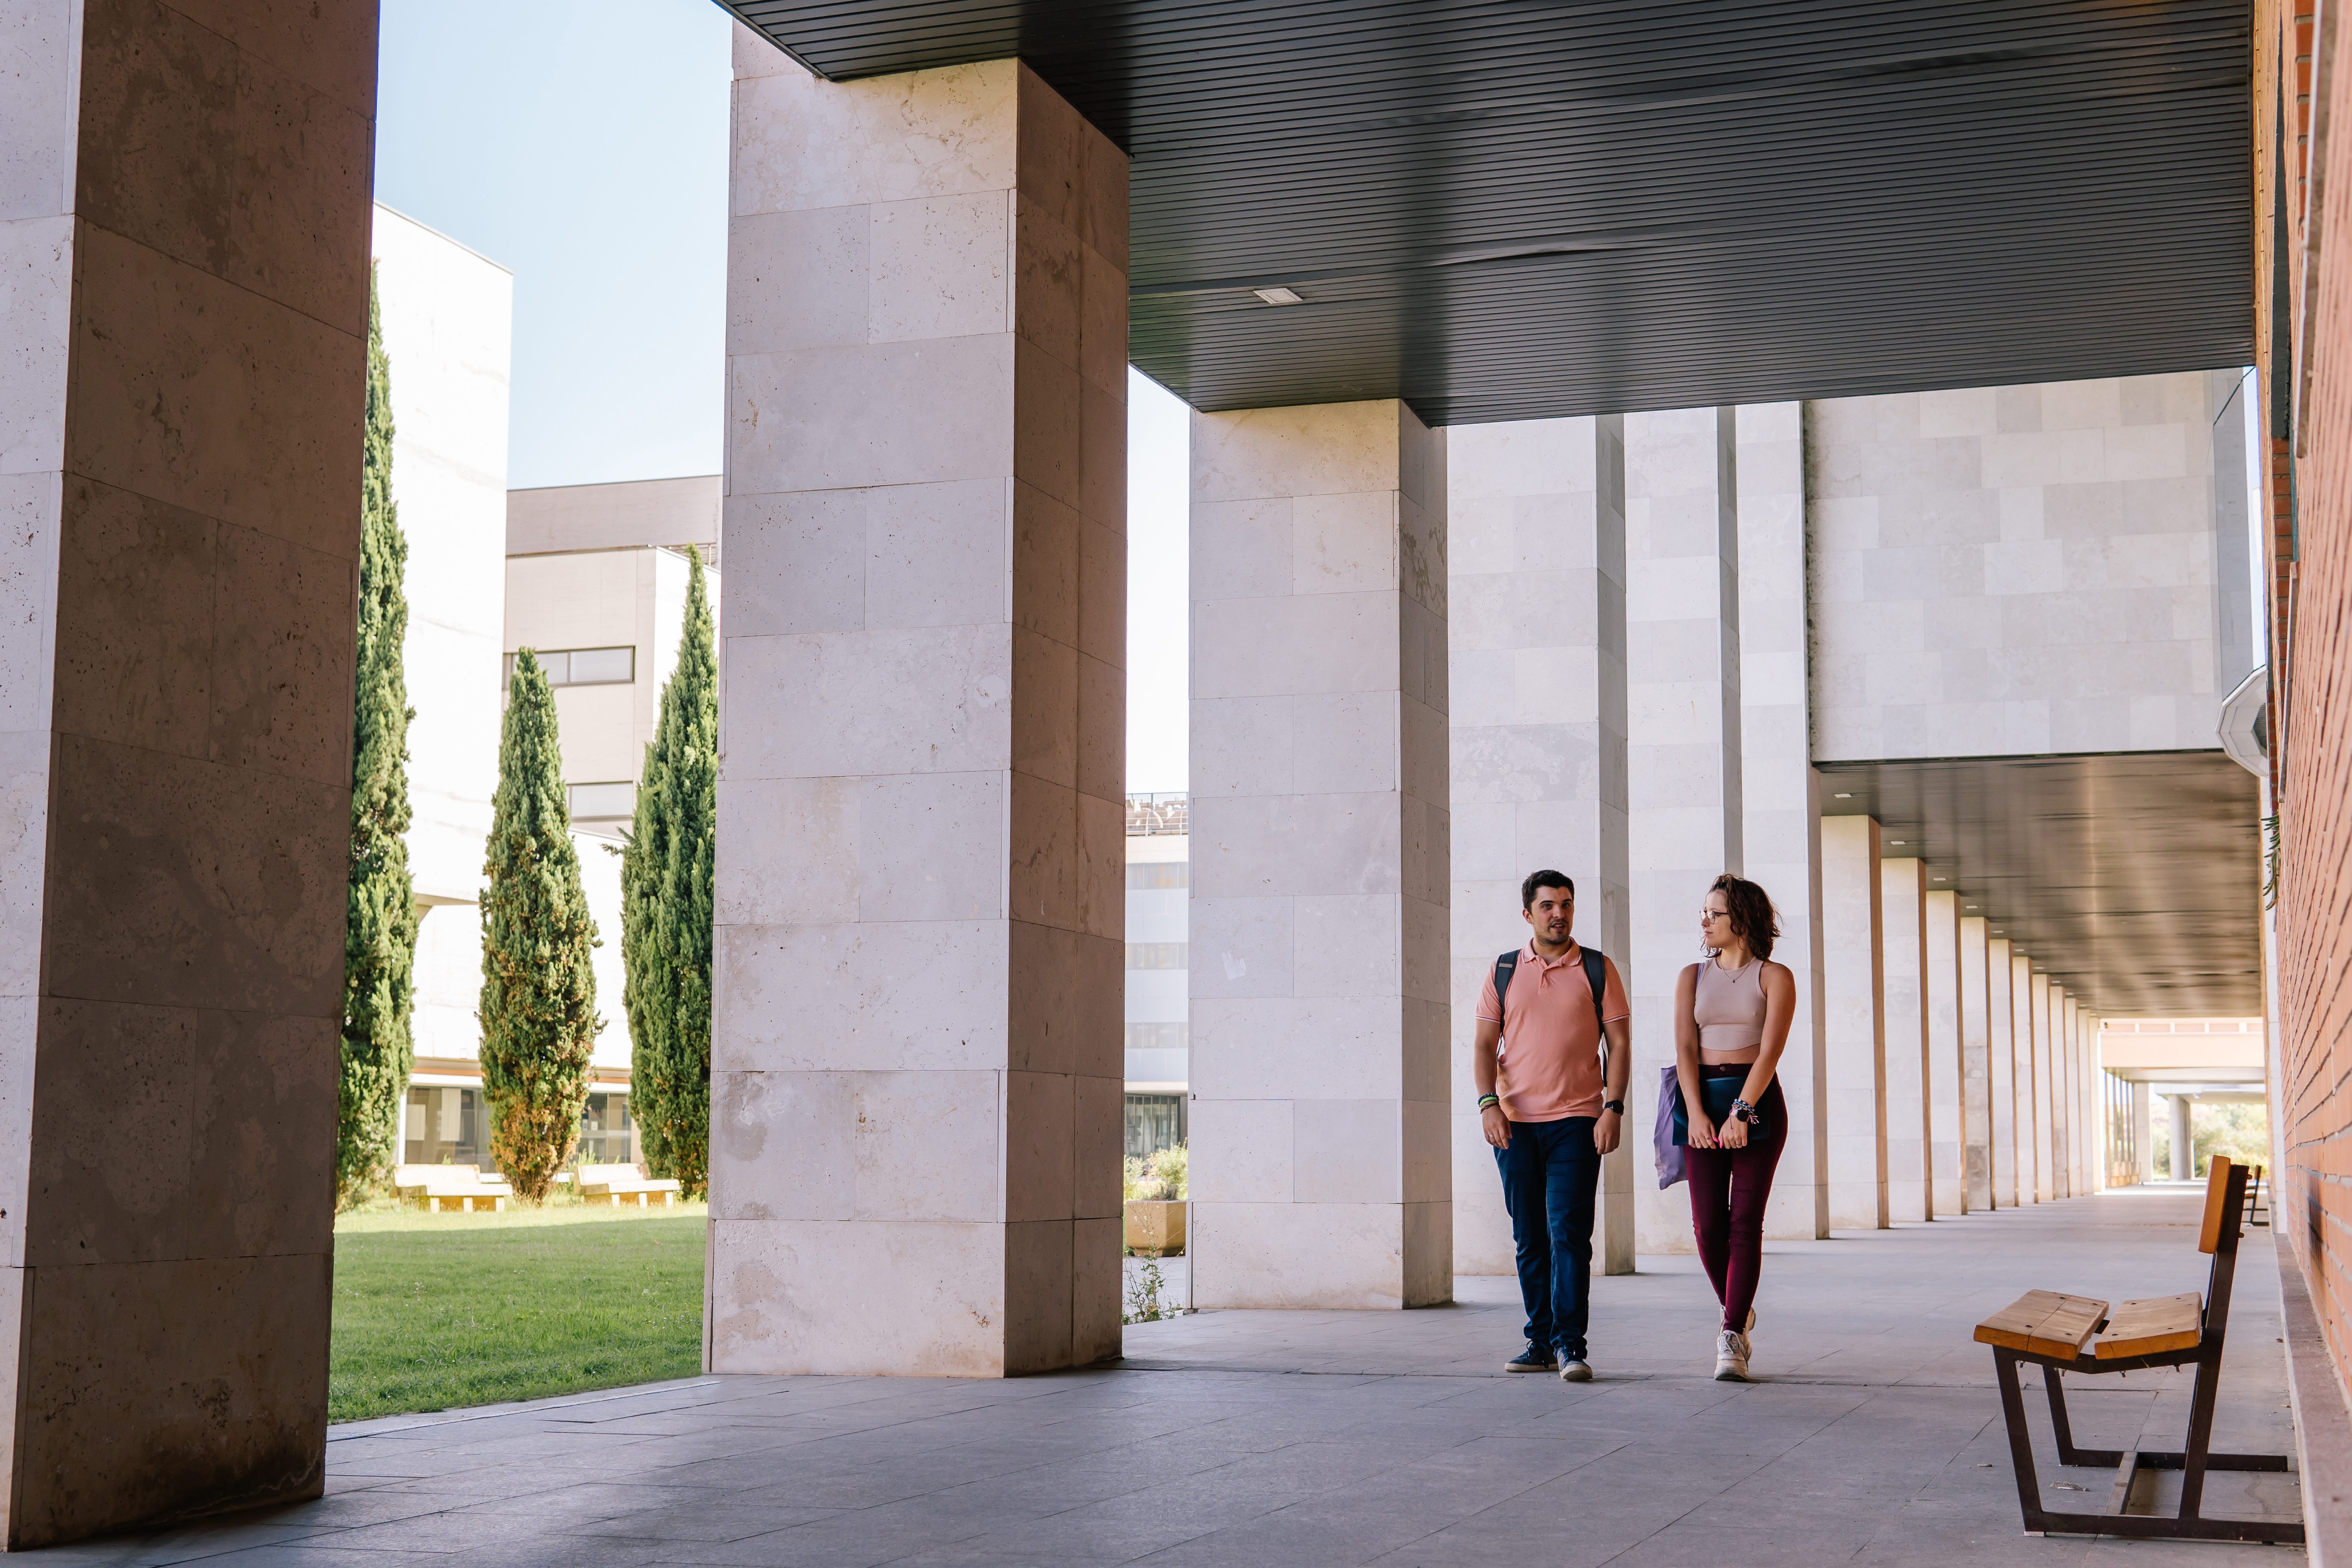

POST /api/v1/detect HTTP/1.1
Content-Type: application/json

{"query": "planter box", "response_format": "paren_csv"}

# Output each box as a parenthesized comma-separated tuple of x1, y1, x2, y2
(1123, 1200, 1186, 1255)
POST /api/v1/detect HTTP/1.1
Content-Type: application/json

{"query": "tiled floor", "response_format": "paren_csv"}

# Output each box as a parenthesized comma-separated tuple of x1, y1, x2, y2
(40, 1189, 2305, 1564)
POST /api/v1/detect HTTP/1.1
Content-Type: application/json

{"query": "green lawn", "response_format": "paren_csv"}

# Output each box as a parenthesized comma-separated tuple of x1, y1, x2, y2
(331, 1203, 707, 1423)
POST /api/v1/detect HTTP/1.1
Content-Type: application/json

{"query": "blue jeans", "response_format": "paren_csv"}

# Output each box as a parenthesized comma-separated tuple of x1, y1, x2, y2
(1494, 1116, 1600, 1359)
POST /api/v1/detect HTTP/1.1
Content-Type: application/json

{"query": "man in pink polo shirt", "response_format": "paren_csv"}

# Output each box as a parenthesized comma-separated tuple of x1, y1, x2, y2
(1473, 869, 1631, 1380)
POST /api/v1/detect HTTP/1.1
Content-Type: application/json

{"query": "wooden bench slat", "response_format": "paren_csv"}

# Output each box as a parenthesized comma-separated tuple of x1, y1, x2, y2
(1974, 1289, 2111, 1358)
(2094, 1292, 2203, 1359)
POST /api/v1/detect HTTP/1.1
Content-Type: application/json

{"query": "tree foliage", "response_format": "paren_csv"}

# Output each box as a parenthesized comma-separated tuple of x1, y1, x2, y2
(622, 548, 717, 1197)
(339, 269, 418, 1211)
(479, 650, 602, 1201)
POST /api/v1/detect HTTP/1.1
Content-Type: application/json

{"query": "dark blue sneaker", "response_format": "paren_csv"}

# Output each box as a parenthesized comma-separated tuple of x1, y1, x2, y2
(1506, 1342, 1558, 1373)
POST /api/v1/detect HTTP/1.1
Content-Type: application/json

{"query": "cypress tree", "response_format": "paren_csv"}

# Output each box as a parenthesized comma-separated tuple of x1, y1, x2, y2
(338, 269, 418, 1211)
(622, 548, 717, 1197)
(479, 651, 602, 1202)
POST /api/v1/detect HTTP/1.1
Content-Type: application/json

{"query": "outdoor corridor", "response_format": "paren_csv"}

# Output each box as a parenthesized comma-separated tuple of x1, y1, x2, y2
(40, 1188, 2303, 1566)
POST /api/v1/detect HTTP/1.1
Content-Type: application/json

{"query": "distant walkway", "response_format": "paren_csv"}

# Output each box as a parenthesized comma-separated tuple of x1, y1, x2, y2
(39, 1189, 2302, 1564)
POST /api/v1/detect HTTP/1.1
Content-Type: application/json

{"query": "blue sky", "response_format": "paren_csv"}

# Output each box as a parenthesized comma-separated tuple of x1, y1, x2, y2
(375, 0, 1187, 791)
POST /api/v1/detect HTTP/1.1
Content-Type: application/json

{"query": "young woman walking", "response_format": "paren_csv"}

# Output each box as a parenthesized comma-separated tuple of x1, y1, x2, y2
(1673, 873, 1795, 1382)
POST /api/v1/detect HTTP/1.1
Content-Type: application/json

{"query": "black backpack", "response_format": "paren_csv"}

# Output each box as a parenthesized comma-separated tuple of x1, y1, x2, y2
(1494, 945, 1611, 1071)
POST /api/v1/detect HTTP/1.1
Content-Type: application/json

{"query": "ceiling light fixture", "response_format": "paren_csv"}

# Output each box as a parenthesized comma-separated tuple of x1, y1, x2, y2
(1933, 876, 1948, 882)
(1253, 286, 1304, 305)
(1888, 840, 1905, 846)
(1833, 792, 1853, 799)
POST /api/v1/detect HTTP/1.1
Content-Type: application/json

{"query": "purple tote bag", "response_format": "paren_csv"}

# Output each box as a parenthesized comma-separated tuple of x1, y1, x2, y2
(1654, 1064, 1687, 1188)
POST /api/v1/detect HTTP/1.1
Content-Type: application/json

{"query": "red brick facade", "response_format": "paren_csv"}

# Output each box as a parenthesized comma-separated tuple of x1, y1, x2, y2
(2262, 0, 2352, 1413)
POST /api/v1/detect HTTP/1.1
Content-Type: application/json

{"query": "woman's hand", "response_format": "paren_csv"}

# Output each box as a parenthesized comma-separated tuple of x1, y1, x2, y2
(1719, 1113, 1750, 1150)
(1688, 1114, 1717, 1150)
(1481, 1103, 1511, 1149)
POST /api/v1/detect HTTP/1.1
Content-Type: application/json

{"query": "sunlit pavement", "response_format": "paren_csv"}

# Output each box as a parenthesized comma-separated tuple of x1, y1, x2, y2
(41, 1188, 2301, 1565)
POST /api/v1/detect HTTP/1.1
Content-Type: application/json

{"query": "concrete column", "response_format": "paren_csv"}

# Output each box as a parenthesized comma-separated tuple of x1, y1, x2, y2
(1987, 936, 2017, 1206)
(1190, 400, 1450, 1309)
(1447, 416, 1628, 1277)
(2171, 1094, 2194, 1180)
(1880, 858, 1929, 1222)
(1923, 887, 1964, 1215)
(2050, 985, 2071, 1198)
(1625, 408, 1740, 1255)
(2015, 955, 2040, 1200)
(1960, 916, 1993, 1210)
(1820, 816, 1887, 1231)
(0, 0, 374, 1545)
(2030, 972, 2054, 1200)
(2070, 1001, 2090, 1193)
(712, 46, 1129, 1374)
(2132, 1081, 2155, 1184)
(1735, 403, 1827, 1240)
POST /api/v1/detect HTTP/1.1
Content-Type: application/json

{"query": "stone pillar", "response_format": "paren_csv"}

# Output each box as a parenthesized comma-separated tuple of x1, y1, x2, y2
(1960, 916, 1993, 1210)
(1923, 887, 1964, 1215)
(1447, 416, 1628, 1277)
(2068, 999, 2088, 1194)
(0, 0, 373, 1545)
(1987, 936, 2017, 1207)
(2015, 954, 2040, 1201)
(2171, 1094, 2194, 1181)
(1735, 403, 1827, 1240)
(2082, 1013, 2102, 1192)
(1820, 816, 1887, 1231)
(2050, 985, 2071, 1198)
(1190, 400, 1450, 1309)
(2030, 971, 2054, 1200)
(2132, 1081, 2155, 1184)
(711, 44, 1129, 1374)
(1625, 407, 1740, 1254)
(1880, 858, 1929, 1222)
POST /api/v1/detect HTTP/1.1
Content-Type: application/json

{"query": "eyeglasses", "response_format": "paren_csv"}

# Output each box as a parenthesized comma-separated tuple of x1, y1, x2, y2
(1699, 909, 1731, 921)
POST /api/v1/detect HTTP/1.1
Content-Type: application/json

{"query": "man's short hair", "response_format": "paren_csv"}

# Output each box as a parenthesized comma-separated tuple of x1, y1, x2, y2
(1521, 869, 1575, 909)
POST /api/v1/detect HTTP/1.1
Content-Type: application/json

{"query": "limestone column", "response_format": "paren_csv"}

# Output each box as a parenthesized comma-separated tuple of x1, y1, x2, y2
(1735, 403, 1827, 1240)
(2132, 1081, 2155, 1184)
(0, 0, 373, 1545)
(2015, 954, 2041, 1201)
(2030, 971, 2055, 1200)
(1820, 817, 1887, 1230)
(1626, 408, 1740, 1254)
(1987, 935, 2017, 1206)
(2171, 1094, 2194, 1180)
(1880, 858, 1929, 1222)
(1960, 916, 1993, 1210)
(2050, 984, 2072, 1197)
(1923, 887, 1964, 1215)
(711, 43, 1129, 1374)
(1190, 400, 1449, 1309)
(1447, 416, 1628, 1277)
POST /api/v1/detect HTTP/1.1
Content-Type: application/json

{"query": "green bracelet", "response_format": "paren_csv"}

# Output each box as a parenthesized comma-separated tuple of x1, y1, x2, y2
(1477, 1094, 1500, 1111)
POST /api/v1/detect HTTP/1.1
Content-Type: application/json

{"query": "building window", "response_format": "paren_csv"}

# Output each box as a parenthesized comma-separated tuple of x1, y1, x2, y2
(503, 646, 635, 689)
(1126, 941, 1187, 971)
(1125, 1093, 1185, 1160)
(579, 1092, 634, 1166)
(1127, 861, 1189, 889)
(568, 781, 637, 820)
(403, 1086, 488, 1169)
(1125, 1022, 1189, 1052)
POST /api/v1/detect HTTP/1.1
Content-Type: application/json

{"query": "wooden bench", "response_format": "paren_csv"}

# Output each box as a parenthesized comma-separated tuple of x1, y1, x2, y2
(576, 1162, 682, 1207)
(1971, 1156, 2300, 1545)
(391, 1163, 512, 1213)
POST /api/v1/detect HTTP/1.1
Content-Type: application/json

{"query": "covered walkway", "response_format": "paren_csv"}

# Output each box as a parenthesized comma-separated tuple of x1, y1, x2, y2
(45, 1190, 2301, 1565)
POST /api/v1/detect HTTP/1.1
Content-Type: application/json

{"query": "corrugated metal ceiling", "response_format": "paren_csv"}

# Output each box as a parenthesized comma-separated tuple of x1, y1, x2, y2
(719, 0, 2252, 425)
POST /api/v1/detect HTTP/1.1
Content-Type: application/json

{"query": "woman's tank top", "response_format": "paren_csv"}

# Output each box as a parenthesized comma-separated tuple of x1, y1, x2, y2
(1694, 956, 1767, 1056)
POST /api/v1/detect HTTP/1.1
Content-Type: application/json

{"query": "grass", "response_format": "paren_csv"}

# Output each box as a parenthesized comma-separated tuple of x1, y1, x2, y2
(330, 1201, 707, 1424)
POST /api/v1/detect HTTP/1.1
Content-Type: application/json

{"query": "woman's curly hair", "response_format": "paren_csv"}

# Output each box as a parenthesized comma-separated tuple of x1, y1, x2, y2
(1706, 873, 1780, 962)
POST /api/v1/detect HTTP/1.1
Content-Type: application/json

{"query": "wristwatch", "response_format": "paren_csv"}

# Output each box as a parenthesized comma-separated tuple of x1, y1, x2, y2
(1602, 1099, 1624, 1116)
(1731, 1098, 1759, 1124)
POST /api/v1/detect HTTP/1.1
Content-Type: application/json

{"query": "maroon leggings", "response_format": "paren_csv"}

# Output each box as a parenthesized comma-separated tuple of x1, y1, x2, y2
(1684, 1075, 1787, 1332)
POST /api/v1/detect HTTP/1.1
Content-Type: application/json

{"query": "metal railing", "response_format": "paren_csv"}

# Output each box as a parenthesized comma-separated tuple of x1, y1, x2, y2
(1125, 793, 1189, 836)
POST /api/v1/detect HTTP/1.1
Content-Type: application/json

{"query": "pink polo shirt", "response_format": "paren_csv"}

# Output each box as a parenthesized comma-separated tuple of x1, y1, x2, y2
(1476, 941, 1630, 1122)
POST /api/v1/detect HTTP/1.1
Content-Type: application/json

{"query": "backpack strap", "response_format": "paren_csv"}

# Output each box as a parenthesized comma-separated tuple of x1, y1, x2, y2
(1581, 946, 1610, 1079)
(1493, 949, 1520, 1021)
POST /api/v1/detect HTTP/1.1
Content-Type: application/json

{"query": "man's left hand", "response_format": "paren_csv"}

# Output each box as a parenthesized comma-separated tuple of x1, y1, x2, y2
(1593, 1109, 1622, 1156)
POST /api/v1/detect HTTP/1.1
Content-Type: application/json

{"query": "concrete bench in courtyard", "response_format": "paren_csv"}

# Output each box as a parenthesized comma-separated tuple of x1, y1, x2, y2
(392, 1164, 513, 1212)
(1972, 1156, 2300, 1546)
(577, 1162, 682, 1207)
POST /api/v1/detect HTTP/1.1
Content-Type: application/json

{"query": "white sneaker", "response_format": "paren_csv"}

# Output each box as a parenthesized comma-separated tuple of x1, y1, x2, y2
(1714, 1329, 1751, 1382)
